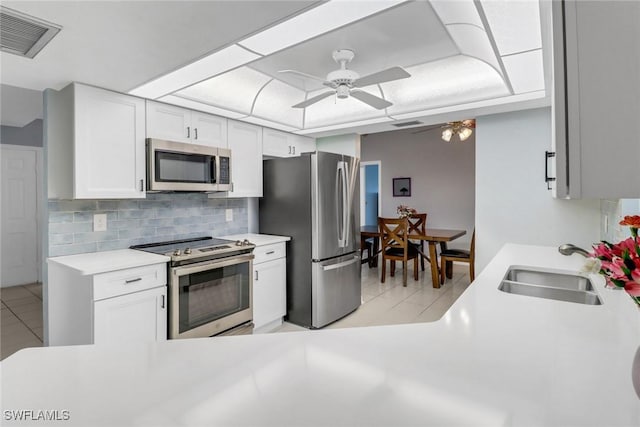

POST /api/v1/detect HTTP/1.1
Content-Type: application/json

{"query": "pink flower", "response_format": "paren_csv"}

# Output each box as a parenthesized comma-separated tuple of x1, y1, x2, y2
(624, 282, 640, 297)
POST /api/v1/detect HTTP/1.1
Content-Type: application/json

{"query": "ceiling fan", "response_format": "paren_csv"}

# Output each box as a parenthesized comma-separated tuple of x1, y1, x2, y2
(279, 49, 411, 110)
(412, 119, 476, 142)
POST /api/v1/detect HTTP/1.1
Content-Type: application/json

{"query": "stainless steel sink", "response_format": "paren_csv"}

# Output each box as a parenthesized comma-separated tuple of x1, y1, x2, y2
(499, 266, 602, 305)
(503, 266, 594, 291)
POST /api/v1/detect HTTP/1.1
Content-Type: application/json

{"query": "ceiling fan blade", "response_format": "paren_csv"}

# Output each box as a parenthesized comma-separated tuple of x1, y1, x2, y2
(278, 69, 328, 84)
(411, 124, 442, 134)
(350, 89, 392, 110)
(292, 91, 335, 108)
(353, 66, 411, 88)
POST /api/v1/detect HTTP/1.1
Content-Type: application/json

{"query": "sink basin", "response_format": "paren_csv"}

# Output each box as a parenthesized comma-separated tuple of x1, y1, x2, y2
(499, 281, 602, 305)
(503, 266, 594, 291)
(498, 266, 602, 305)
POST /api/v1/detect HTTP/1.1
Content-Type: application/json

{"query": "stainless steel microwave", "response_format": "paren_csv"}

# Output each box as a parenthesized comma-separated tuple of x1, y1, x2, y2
(146, 138, 231, 192)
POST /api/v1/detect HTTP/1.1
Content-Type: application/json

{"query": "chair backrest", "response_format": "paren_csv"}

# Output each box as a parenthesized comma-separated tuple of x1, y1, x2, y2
(378, 217, 409, 253)
(407, 213, 427, 236)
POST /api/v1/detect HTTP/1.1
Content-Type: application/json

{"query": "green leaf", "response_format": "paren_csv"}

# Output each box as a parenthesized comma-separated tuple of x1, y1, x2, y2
(624, 257, 636, 271)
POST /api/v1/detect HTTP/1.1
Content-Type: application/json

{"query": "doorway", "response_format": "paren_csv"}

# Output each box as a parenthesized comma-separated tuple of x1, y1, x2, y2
(360, 161, 381, 226)
(1, 144, 42, 287)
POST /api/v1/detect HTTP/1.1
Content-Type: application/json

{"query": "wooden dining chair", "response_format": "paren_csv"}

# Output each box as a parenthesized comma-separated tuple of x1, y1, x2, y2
(440, 229, 475, 284)
(378, 217, 419, 286)
(407, 213, 428, 271)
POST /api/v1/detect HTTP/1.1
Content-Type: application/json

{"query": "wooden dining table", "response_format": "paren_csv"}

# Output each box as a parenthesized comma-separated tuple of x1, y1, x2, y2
(360, 225, 466, 289)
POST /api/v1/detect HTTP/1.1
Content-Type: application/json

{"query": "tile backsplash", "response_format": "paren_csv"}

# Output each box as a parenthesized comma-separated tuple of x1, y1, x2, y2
(48, 193, 248, 257)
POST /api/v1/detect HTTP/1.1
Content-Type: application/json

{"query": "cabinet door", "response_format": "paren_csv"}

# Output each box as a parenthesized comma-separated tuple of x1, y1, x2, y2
(263, 128, 293, 157)
(291, 134, 315, 156)
(146, 101, 191, 143)
(553, 0, 640, 198)
(253, 258, 286, 329)
(191, 112, 227, 147)
(227, 120, 263, 197)
(94, 286, 167, 344)
(74, 85, 146, 199)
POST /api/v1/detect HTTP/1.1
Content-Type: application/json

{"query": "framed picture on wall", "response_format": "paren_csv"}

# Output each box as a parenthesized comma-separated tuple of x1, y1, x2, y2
(392, 177, 411, 197)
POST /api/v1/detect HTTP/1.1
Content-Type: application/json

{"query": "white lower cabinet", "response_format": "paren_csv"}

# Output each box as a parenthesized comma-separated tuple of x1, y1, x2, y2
(252, 243, 286, 332)
(48, 261, 167, 346)
(94, 286, 166, 344)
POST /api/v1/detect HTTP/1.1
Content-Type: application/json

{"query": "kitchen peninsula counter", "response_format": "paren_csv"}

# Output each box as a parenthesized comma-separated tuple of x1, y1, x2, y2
(3, 244, 639, 426)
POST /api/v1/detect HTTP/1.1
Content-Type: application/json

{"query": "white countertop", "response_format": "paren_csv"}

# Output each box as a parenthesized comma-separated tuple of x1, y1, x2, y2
(5, 244, 640, 426)
(222, 233, 291, 246)
(47, 249, 169, 275)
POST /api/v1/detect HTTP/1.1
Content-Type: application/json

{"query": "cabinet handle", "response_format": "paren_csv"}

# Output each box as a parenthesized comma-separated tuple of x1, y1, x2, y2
(161, 295, 165, 309)
(140, 179, 144, 192)
(125, 277, 142, 284)
(187, 126, 190, 138)
(292, 146, 295, 155)
(288, 146, 292, 154)
(255, 270, 259, 281)
(266, 251, 275, 255)
(194, 128, 198, 140)
(545, 151, 556, 190)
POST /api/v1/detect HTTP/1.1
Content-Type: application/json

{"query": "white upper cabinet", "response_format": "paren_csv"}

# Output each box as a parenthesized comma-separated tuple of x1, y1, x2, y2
(551, 0, 640, 198)
(191, 111, 228, 148)
(263, 127, 315, 157)
(146, 101, 227, 147)
(46, 83, 146, 199)
(227, 120, 263, 197)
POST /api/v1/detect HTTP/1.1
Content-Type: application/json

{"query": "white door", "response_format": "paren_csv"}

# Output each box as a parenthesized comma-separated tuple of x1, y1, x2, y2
(1, 146, 40, 287)
(227, 120, 263, 197)
(191, 112, 227, 147)
(146, 101, 191, 143)
(93, 286, 167, 344)
(253, 258, 286, 329)
(74, 85, 146, 199)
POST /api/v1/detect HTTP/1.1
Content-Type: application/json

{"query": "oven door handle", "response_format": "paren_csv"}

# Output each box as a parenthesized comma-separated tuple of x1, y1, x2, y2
(171, 254, 254, 276)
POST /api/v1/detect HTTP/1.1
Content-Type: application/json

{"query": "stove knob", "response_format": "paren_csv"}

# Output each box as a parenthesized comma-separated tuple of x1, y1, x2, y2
(173, 249, 181, 256)
(243, 239, 250, 246)
(235, 240, 243, 246)
(184, 247, 192, 255)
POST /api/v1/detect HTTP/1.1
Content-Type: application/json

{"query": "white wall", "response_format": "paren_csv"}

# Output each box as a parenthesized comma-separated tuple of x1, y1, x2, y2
(475, 107, 601, 272)
(361, 126, 476, 250)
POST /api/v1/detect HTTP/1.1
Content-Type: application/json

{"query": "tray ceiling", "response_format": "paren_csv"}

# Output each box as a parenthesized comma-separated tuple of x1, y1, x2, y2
(1, 0, 549, 137)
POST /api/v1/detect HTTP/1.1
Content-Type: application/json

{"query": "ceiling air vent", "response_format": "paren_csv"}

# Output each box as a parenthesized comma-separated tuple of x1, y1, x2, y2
(392, 121, 422, 127)
(1, 6, 61, 59)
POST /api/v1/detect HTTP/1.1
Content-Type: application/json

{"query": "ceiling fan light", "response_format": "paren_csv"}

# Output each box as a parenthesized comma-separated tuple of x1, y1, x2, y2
(336, 85, 349, 99)
(458, 127, 473, 141)
(441, 128, 453, 142)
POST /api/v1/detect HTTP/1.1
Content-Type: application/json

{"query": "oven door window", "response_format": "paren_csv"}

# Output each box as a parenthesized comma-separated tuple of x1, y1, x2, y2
(178, 262, 249, 334)
(155, 150, 216, 184)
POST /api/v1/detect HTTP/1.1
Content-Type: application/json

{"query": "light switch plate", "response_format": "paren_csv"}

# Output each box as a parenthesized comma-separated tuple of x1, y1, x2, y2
(93, 213, 107, 232)
(225, 209, 233, 222)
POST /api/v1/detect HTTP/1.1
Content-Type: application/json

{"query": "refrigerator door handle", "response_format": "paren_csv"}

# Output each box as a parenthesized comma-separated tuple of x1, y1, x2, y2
(341, 161, 350, 248)
(336, 162, 347, 247)
(322, 255, 360, 271)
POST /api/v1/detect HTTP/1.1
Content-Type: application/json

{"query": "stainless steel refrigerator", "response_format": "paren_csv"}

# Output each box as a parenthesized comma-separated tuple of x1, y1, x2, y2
(260, 151, 361, 328)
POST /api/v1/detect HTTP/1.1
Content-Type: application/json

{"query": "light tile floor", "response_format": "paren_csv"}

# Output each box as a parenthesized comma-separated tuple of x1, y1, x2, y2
(0, 264, 470, 359)
(1, 283, 43, 360)
(272, 262, 471, 333)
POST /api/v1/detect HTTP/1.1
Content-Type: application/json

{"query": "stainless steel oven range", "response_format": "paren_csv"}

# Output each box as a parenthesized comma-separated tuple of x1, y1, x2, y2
(131, 237, 255, 339)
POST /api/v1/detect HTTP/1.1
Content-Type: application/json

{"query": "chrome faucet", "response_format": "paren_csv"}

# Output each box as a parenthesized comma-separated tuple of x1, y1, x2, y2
(558, 244, 590, 257)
